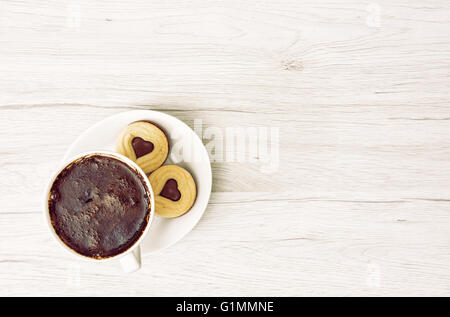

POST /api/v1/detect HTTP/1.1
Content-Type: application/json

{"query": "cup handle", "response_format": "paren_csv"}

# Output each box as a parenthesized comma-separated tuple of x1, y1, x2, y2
(120, 246, 142, 273)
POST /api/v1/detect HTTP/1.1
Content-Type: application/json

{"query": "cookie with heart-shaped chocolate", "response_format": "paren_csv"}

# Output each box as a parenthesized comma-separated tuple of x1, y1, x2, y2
(148, 165, 196, 218)
(116, 121, 169, 173)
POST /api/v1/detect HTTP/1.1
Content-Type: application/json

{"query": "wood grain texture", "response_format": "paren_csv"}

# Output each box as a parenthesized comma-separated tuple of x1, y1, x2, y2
(1, 0, 450, 296)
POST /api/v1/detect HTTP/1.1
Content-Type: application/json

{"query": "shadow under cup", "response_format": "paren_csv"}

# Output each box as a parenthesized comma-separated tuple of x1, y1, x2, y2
(45, 152, 153, 261)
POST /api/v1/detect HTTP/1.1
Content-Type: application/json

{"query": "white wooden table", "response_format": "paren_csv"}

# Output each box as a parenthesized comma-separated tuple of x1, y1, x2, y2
(1, 0, 449, 296)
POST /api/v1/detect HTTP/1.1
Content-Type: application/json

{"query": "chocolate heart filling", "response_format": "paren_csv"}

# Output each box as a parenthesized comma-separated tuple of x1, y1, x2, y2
(160, 179, 181, 201)
(132, 137, 154, 158)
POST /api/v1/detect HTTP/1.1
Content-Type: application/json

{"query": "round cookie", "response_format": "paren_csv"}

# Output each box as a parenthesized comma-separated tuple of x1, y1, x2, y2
(149, 165, 197, 218)
(116, 121, 169, 174)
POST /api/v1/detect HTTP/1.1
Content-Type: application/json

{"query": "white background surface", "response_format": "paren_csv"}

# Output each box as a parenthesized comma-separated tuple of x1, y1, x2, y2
(0, 0, 450, 296)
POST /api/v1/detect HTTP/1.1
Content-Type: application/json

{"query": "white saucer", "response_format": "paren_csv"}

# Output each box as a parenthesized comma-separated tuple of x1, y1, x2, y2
(63, 110, 212, 257)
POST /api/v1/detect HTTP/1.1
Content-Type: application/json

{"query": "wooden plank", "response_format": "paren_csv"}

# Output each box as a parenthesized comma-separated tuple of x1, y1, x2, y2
(1, 193, 450, 296)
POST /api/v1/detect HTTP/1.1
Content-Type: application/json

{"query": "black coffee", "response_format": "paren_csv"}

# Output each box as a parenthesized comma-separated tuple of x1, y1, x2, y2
(48, 155, 151, 259)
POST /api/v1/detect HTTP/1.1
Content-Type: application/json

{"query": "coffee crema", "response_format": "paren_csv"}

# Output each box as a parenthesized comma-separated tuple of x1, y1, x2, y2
(48, 154, 151, 259)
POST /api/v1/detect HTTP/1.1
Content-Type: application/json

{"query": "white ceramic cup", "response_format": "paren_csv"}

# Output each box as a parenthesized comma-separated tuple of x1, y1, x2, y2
(43, 151, 155, 273)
